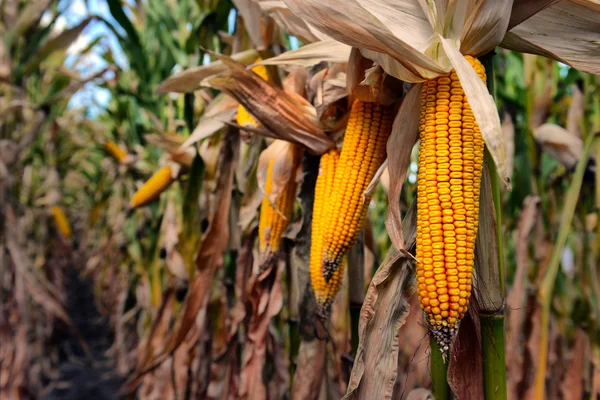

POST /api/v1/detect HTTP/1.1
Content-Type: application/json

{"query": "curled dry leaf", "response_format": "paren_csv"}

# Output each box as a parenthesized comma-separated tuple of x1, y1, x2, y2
(181, 94, 239, 149)
(447, 308, 483, 400)
(204, 52, 335, 155)
(144, 132, 195, 168)
(255, 39, 351, 67)
(258, 0, 331, 43)
(344, 201, 416, 400)
(156, 49, 259, 94)
(533, 123, 584, 169)
(257, 140, 300, 203)
(239, 264, 284, 399)
(348, 47, 404, 105)
(232, 0, 270, 50)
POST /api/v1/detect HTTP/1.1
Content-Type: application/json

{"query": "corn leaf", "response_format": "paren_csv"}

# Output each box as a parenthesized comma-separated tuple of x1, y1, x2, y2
(502, 0, 600, 75)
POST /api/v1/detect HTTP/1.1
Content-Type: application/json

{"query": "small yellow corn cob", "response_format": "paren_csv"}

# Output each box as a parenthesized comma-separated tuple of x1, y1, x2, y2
(105, 141, 128, 162)
(236, 61, 269, 129)
(130, 166, 174, 208)
(310, 149, 345, 319)
(50, 206, 72, 239)
(322, 100, 394, 281)
(258, 149, 299, 267)
(416, 55, 486, 353)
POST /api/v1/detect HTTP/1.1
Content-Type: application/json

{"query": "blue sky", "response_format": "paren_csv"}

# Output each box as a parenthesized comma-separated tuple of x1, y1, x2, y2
(56, 0, 297, 117)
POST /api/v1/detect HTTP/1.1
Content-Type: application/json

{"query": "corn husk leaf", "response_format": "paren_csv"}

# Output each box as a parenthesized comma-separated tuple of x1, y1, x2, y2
(254, 39, 351, 67)
(533, 123, 584, 169)
(448, 309, 484, 399)
(344, 201, 416, 400)
(503, 0, 600, 75)
(458, 0, 512, 57)
(239, 264, 285, 399)
(257, 140, 299, 204)
(385, 84, 421, 252)
(440, 36, 510, 186)
(203, 52, 335, 154)
(180, 94, 239, 149)
(282, 0, 445, 80)
(508, 0, 558, 30)
(156, 49, 259, 94)
(258, 0, 330, 43)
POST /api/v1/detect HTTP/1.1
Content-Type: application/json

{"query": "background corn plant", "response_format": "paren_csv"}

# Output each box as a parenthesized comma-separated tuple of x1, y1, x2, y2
(1, 1, 599, 399)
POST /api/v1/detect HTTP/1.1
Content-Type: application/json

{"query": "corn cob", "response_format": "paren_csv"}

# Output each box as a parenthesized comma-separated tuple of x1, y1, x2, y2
(105, 141, 128, 162)
(236, 61, 269, 130)
(258, 149, 299, 267)
(130, 166, 174, 208)
(416, 55, 486, 353)
(310, 149, 345, 319)
(322, 100, 394, 281)
(50, 206, 72, 239)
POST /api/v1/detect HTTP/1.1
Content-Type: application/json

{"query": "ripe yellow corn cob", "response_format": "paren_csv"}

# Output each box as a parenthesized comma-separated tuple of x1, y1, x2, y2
(258, 149, 299, 267)
(236, 61, 269, 129)
(416, 55, 486, 353)
(310, 149, 345, 319)
(130, 166, 174, 208)
(50, 206, 72, 239)
(105, 141, 128, 162)
(322, 100, 394, 281)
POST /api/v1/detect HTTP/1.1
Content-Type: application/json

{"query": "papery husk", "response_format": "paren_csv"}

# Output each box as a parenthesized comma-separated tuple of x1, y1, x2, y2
(156, 49, 259, 94)
(203, 52, 335, 154)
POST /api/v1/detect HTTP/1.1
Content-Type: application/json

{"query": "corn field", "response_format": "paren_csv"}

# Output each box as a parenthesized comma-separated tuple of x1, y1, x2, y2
(1, 1, 599, 399)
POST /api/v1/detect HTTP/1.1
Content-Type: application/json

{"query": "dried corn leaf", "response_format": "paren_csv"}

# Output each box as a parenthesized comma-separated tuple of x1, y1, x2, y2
(448, 309, 483, 400)
(255, 39, 351, 67)
(204, 52, 334, 154)
(533, 123, 584, 168)
(385, 84, 420, 252)
(156, 49, 259, 94)
(257, 140, 300, 204)
(283, 0, 444, 80)
(258, 0, 330, 43)
(503, 0, 600, 75)
(344, 201, 416, 400)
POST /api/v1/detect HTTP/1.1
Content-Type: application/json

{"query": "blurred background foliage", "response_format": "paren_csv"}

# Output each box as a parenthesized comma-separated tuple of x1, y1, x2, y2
(1, 0, 599, 399)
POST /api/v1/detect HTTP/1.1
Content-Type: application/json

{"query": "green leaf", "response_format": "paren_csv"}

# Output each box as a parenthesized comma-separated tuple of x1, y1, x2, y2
(23, 17, 94, 75)
(105, 0, 149, 81)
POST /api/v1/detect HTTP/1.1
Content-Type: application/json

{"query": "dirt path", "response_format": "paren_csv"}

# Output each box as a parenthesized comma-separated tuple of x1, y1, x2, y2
(43, 263, 123, 400)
